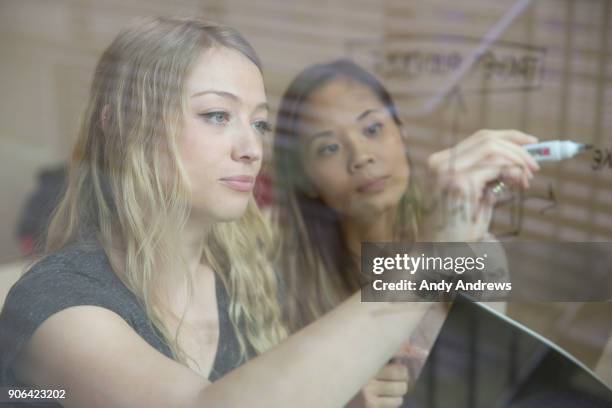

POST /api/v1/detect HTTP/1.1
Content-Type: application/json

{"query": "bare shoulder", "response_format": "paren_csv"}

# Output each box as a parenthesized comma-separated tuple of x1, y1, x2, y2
(14, 305, 207, 408)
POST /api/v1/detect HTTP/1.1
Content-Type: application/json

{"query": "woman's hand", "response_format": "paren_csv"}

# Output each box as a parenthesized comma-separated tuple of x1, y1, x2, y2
(421, 129, 540, 242)
(347, 363, 410, 408)
(347, 345, 428, 408)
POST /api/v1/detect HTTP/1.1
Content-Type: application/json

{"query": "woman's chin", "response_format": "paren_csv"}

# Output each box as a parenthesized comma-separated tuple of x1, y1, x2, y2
(214, 206, 249, 222)
(347, 201, 393, 223)
(350, 192, 399, 219)
(191, 201, 249, 223)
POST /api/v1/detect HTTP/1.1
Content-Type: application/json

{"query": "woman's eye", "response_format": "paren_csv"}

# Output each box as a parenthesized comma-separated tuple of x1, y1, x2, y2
(363, 122, 383, 137)
(317, 143, 340, 156)
(200, 111, 230, 126)
(253, 120, 271, 135)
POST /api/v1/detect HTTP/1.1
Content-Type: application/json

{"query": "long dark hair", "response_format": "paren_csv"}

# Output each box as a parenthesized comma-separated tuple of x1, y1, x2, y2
(273, 59, 420, 331)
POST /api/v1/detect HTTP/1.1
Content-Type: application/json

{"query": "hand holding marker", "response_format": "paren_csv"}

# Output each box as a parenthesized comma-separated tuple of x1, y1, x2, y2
(490, 140, 592, 196)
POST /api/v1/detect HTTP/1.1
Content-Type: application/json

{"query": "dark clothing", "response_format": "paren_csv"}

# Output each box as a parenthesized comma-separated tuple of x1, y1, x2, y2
(15, 165, 67, 255)
(0, 241, 245, 406)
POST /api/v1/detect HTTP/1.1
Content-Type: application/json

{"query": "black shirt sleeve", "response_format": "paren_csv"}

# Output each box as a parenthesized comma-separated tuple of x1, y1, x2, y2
(0, 253, 129, 387)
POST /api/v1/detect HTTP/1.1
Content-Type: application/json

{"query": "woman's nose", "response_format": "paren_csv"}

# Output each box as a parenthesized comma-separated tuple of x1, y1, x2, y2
(232, 122, 261, 164)
(350, 153, 375, 172)
(348, 138, 375, 173)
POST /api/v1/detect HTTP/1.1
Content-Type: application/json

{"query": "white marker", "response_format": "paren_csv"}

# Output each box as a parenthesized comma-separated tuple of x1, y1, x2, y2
(524, 140, 592, 162)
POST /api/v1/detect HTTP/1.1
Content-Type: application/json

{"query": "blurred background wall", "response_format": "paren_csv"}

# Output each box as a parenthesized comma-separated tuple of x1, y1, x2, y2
(0, 0, 610, 379)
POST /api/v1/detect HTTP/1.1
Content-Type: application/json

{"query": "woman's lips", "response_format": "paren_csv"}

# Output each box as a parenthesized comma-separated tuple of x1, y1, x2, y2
(219, 175, 255, 192)
(357, 176, 390, 193)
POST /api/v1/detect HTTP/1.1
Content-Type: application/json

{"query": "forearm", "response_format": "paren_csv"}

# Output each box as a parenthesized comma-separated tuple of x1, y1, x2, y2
(195, 292, 432, 408)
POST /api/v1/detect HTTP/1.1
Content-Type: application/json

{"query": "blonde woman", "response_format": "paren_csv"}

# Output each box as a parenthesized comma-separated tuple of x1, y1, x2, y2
(0, 17, 435, 408)
(273, 60, 538, 406)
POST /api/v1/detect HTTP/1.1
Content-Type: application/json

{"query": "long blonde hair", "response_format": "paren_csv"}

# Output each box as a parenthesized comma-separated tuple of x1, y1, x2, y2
(46, 16, 287, 365)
